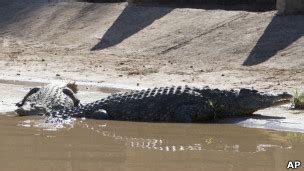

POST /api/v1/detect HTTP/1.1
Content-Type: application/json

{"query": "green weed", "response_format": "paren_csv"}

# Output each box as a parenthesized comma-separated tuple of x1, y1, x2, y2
(292, 90, 304, 109)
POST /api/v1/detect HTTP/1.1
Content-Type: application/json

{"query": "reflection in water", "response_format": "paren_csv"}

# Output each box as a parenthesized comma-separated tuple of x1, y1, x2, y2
(96, 128, 204, 152)
(16, 116, 304, 154)
(18, 117, 76, 131)
(76, 120, 293, 154)
(16, 117, 295, 153)
(1, 115, 302, 171)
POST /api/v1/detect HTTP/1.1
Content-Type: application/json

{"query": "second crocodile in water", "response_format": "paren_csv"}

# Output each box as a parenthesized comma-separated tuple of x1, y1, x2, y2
(49, 85, 292, 123)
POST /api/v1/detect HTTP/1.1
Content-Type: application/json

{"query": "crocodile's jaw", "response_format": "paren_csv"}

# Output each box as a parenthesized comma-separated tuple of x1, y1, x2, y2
(258, 92, 292, 108)
(270, 95, 293, 107)
(236, 91, 293, 114)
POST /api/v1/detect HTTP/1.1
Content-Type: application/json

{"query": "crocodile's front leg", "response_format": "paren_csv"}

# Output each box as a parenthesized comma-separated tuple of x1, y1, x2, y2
(16, 87, 40, 107)
(62, 88, 80, 106)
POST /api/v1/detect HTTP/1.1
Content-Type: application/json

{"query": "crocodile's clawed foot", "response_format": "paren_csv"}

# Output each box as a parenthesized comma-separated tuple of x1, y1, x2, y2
(16, 102, 23, 107)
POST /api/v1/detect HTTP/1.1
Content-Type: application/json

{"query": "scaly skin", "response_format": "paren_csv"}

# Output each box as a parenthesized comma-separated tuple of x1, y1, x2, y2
(15, 82, 80, 116)
(50, 86, 292, 123)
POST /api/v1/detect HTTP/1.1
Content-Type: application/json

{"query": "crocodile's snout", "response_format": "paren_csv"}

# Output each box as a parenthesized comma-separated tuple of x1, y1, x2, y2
(272, 92, 293, 106)
(236, 90, 293, 115)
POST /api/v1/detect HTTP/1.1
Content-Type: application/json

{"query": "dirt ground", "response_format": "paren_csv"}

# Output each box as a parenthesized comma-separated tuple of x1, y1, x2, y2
(0, 1, 303, 131)
(0, 1, 303, 90)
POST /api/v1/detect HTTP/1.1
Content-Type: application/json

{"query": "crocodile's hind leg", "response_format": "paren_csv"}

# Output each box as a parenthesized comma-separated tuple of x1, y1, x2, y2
(90, 109, 110, 119)
(16, 87, 40, 107)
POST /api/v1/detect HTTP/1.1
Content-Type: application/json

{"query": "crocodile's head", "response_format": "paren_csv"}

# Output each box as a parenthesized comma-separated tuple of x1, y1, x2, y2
(15, 82, 79, 116)
(235, 89, 292, 115)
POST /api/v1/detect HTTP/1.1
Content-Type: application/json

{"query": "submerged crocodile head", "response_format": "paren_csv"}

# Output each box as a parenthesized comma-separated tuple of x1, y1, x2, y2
(15, 82, 80, 116)
(234, 89, 292, 115)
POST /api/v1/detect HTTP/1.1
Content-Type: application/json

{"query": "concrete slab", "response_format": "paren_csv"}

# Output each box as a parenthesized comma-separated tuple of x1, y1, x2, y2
(277, 0, 304, 14)
(220, 105, 304, 133)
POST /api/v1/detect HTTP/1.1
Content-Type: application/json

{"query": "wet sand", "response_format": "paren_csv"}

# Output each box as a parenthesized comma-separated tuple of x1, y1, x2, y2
(1, 114, 304, 171)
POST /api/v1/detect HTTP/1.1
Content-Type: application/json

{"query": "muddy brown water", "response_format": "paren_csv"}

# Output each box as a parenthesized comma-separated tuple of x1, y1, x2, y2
(0, 113, 304, 171)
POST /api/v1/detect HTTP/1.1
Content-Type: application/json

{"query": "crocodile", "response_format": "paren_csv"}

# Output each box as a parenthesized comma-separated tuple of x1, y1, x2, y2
(15, 82, 80, 116)
(48, 85, 292, 123)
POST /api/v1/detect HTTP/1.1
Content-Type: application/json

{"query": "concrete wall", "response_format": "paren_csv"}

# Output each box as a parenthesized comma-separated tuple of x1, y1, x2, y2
(128, 0, 275, 5)
(78, 0, 125, 2)
(277, 0, 304, 14)
(80, 0, 304, 14)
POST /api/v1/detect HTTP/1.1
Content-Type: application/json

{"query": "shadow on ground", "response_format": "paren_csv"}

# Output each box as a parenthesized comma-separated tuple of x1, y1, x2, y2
(90, 2, 276, 51)
(217, 114, 286, 125)
(243, 15, 304, 66)
(0, 0, 47, 32)
(91, 5, 173, 50)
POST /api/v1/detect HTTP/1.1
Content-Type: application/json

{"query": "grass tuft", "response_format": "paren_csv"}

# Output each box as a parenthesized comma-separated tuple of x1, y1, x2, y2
(292, 90, 304, 109)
